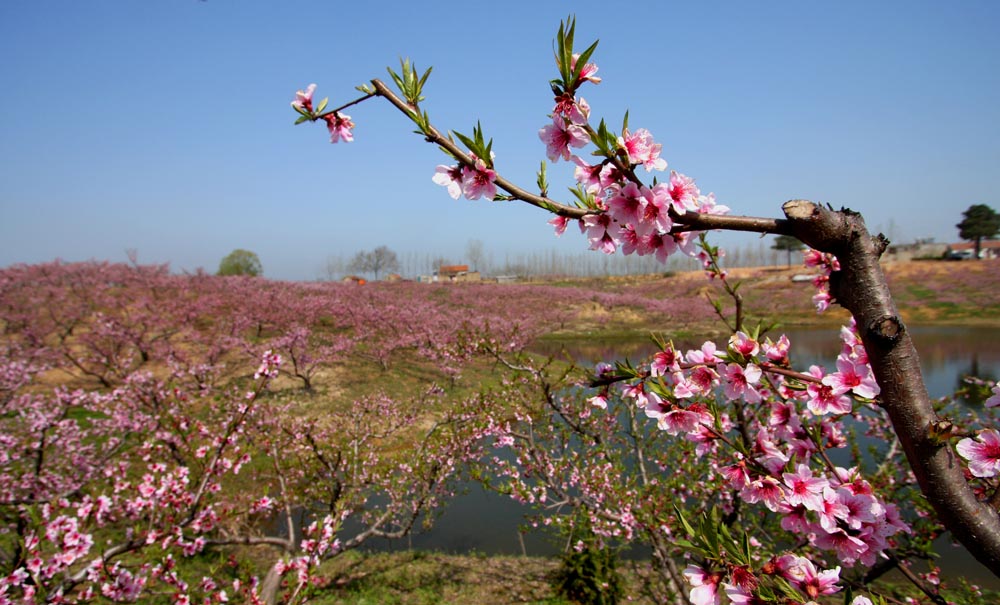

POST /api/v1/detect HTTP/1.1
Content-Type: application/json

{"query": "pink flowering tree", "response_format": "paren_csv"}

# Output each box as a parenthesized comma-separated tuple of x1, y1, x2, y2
(0, 263, 503, 604)
(293, 17, 1000, 604)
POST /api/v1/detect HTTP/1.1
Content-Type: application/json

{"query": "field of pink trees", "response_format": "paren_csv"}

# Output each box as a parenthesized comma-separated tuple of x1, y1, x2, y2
(4, 258, 999, 604)
(0, 260, 738, 603)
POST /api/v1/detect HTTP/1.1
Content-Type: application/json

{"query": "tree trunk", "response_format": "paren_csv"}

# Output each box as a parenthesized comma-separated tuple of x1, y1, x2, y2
(782, 200, 1000, 575)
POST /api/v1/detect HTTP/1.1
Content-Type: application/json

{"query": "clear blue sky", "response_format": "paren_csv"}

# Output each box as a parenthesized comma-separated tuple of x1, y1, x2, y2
(2, 1, 998, 280)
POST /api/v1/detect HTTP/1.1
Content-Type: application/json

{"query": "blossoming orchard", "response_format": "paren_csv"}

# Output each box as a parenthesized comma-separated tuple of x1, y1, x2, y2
(1, 17, 997, 605)
(288, 18, 1000, 605)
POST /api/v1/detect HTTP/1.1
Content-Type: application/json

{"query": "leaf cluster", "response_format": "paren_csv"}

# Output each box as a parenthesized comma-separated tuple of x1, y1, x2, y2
(552, 16, 599, 95)
(452, 122, 494, 169)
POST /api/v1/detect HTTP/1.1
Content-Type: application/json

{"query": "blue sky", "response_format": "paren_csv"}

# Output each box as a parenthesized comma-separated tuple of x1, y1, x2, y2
(2, 1, 998, 280)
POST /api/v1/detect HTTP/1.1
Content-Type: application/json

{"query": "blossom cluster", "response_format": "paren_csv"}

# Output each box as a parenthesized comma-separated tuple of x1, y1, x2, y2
(536, 54, 731, 263)
(587, 321, 904, 600)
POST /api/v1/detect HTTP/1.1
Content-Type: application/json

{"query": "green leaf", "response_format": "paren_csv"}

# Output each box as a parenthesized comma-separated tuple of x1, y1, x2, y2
(673, 504, 697, 537)
(294, 115, 310, 125)
(453, 131, 478, 153)
(418, 65, 433, 90)
(315, 97, 328, 114)
(536, 160, 549, 195)
(571, 39, 599, 83)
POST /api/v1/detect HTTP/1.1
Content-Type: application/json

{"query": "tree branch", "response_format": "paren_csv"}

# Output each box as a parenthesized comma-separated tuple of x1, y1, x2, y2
(782, 199, 1000, 575)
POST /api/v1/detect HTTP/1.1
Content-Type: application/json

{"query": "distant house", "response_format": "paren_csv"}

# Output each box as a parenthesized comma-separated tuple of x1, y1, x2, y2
(385, 273, 405, 282)
(436, 265, 481, 283)
(883, 239, 947, 262)
(945, 241, 1000, 260)
(342, 275, 367, 285)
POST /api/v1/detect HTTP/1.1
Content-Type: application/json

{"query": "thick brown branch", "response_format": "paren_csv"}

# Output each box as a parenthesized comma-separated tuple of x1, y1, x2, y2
(782, 199, 1000, 575)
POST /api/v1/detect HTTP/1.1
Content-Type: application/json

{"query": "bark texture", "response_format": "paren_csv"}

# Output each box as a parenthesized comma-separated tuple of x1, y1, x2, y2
(782, 200, 1000, 575)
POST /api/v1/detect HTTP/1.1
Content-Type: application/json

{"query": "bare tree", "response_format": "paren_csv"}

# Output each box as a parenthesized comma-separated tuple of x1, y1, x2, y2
(466, 239, 485, 272)
(348, 245, 400, 280)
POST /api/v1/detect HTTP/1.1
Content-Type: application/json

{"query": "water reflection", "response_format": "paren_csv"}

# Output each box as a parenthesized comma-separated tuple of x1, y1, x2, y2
(369, 326, 1000, 588)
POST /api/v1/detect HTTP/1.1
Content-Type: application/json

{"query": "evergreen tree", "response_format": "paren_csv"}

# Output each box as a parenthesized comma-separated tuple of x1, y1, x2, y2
(217, 249, 263, 276)
(771, 234, 805, 268)
(957, 204, 1000, 260)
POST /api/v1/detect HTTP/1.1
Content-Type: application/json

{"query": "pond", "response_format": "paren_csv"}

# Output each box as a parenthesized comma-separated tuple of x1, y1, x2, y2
(363, 325, 1000, 588)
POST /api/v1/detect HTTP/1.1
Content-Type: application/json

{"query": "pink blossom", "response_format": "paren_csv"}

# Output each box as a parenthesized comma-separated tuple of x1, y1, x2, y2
(618, 128, 667, 172)
(588, 394, 608, 409)
(762, 335, 790, 365)
(806, 377, 853, 416)
(814, 528, 869, 565)
(461, 158, 497, 200)
(655, 404, 711, 435)
(554, 93, 591, 124)
(985, 384, 1000, 408)
(722, 363, 762, 404)
(740, 476, 784, 511)
(291, 83, 316, 112)
(822, 357, 879, 399)
(432, 165, 464, 199)
(539, 115, 590, 161)
(322, 112, 354, 143)
(598, 162, 624, 189)
(666, 171, 699, 213)
(549, 215, 569, 236)
(606, 182, 645, 226)
(694, 192, 730, 215)
(650, 346, 682, 377)
(728, 331, 760, 359)
(571, 156, 604, 193)
(786, 557, 841, 599)
(638, 183, 673, 234)
(683, 565, 722, 605)
(618, 224, 645, 256)
(957, 429, 1000, 477)
(643, 231, 679, 264)
(571, 53, 601, 85)
(783, 464, 830, 512)
(582, 213, 619, 254)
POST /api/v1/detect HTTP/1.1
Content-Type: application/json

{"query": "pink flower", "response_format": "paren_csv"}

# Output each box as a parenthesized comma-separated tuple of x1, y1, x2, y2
(323, 113, 354, 143)
(985, 384, 1000, 408)
(729, 331, 760, 359)
(722, 363, 762, 404)
(571, 156, 604, 193)
(571, 53, 601, 85)
(461, 158, 497, 200)
(291, 83, 316, 112)
(822, 357, 879, 399)
(650, 346, 682, 377)
(539, 115, 590, 161)
(957, 429, 1000, 477)
(762, 335, 790, 365)
(606, 182, 645, 226)
(554, 93, 591, 125)
(549, 215, 569, 236)
(666, 171, 699, 213)
(618, 128, 667, 172)
(783, 464, 830, 512)
(694, 192, 730, 215)
(683, 565, 722, 605)
(785, 557, 841, 599)
(638, 183, 673, 234)
(432, 165, 463, 199)
(740, 476, 784, 511)
(582, 213, 619, 254)
(641, 231, 679, 264)
(814, 528, 869, 565)
(806, 366, 853, 416)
